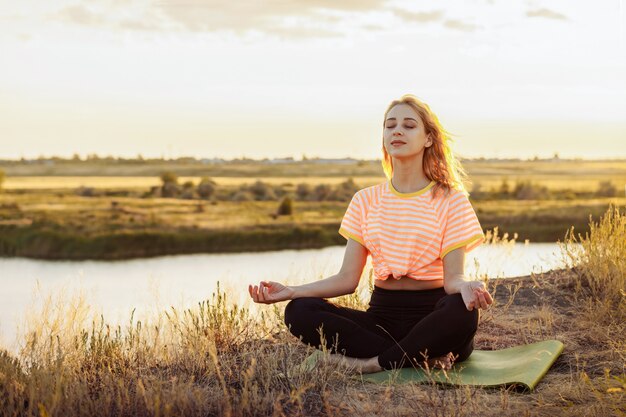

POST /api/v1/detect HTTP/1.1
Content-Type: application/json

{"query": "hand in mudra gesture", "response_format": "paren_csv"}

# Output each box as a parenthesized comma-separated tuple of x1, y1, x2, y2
(248, 281, 294, 304)
(461, 280, 493, 311)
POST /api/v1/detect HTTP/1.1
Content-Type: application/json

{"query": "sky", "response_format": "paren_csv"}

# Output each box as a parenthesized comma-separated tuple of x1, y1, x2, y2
(1, 0, 625, 160)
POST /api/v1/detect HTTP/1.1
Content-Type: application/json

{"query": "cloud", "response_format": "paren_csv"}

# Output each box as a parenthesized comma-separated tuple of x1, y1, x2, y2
(153, 0, 389, 34)
(391, 9, 444, 23)
(443, 19, 479, 32)
(55, 4, 108, 27)
(46, 0, 389, 38)
(526, 8, 567, 20)
(44, 1, 483, 39)
(360, 24, 386, 31)
(263, 26, 343, 39)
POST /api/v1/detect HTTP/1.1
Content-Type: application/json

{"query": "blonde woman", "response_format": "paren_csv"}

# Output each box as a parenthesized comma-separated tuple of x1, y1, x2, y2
(248, 94, 493, 374)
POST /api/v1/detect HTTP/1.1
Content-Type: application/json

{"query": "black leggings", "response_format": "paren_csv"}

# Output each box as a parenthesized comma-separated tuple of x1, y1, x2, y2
(284, 286, 479, 370)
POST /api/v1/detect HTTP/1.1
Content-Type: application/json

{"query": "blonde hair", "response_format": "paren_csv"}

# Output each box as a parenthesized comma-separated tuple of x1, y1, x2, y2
(381, 94, 471, 198)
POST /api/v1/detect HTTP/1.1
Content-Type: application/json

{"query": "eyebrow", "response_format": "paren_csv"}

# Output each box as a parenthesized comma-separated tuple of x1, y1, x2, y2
(385, 117, 418, 122)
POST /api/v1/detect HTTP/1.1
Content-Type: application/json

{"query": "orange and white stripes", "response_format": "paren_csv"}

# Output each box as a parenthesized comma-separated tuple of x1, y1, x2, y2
(339, 180, 485, 281)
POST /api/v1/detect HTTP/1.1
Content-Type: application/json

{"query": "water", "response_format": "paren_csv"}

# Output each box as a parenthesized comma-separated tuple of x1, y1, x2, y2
(0, 242, 571, 351)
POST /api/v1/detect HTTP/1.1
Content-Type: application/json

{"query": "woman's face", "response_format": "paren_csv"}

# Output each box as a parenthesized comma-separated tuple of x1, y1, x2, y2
(383, 104, 432, 159)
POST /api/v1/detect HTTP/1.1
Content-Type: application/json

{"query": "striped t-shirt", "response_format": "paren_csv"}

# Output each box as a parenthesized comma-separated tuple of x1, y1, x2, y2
(339, 179, 485, 281)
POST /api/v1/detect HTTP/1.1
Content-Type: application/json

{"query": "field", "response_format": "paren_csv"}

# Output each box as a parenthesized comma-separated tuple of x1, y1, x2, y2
(1, 187, 624, 259)
(1, 159, 626, 260)
(3, 158, 626, 194)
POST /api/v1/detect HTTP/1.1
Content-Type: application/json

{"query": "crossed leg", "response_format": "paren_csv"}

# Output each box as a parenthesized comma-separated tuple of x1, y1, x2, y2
(283, 297, 396, 358)
(284, 294, 478, 372)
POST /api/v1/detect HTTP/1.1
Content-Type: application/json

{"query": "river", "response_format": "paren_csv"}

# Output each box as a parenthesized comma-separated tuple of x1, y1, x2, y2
(0, 242, 573, 351)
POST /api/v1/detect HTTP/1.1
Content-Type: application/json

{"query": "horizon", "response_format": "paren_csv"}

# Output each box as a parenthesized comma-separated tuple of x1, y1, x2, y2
(2, 153, 625, 163)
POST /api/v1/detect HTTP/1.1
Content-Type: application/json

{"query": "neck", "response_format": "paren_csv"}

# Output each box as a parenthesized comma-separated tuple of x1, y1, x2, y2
(390, 154, 430, 193)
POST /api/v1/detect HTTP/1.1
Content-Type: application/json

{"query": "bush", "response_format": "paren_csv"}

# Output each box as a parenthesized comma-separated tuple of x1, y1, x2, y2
(328, 178, 359, 201)
(159, 171, 180, 198)
(161, 182, 180, 198)
(76, 186, 98, 197)
(160, 172, 178, 185)
(276, 196, 294, 216)
(513, 180, 550, 200)
(595, 180, 617, 197)
(562, 204, 626, 322)
(231, 190, 254, 201)
(272, 185, 287, 198)
(313, 184, 332, 201)
(198, 177, 217, 199)
(296, 183, 312, 201)
(181, 190, 195, 199)
(247, 180, 276, 201)
(143, 186, 160, 198)
(469, 181, 487, 200)
(498, 178, 510, 197)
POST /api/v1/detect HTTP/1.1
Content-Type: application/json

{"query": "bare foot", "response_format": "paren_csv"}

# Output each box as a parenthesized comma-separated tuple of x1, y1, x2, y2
(325, 353, 383, 374)
(424, 352, 456, 370)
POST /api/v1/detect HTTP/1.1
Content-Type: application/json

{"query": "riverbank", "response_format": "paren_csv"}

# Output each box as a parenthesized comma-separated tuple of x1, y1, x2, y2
(1, 204, 624, 415)
(1, 192, 622, 260)
(0, 266, 623, 416)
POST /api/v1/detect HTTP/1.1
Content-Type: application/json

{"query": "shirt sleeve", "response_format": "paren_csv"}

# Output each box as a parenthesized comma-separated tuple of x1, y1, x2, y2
(338, 191, 367, 247)
(440, 191, 485, 259)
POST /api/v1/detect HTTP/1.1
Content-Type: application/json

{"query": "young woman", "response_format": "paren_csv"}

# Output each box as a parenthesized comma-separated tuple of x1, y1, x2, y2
(248, 94, 493, 374)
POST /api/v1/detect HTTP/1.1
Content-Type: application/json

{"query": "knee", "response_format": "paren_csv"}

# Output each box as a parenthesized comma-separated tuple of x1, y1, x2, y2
(438, 293, 479, 333)
(284, 297, 326, 329)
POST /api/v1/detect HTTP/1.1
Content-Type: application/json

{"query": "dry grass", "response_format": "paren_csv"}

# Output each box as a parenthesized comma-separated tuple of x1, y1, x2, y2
(560, 204, 626, 323)
(1, 207, 625, 416)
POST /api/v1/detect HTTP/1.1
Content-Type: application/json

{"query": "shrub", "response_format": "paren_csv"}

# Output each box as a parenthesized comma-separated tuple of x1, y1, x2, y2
(197, 177, 217, 199)
(272, 185, 287, 198)
(247, 180, 277, 201)
(313, 184, 332, 201)
(561, 204, 626, 322)
(296, 183, 312, 201)
(513, 180, 550, 200)
(141, 186, 160, 198)
(469, 181, 487, 200)
(595, 180, 617, 197)
(327, 178, 359, 201)
(160, 171, 179, 198)
(498, 178, 510, 196)
(181, 190, 195, 199)
(161, 182, 180, 198)
(160, 171, 178, 185)
(76, 186, 98, 197)
(231, 190, 254, 201)
(276, 196, 294, 216)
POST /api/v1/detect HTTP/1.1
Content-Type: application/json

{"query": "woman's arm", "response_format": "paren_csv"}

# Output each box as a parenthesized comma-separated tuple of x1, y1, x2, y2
(442, 247, 493, 310)
(249, 238, 369, 303)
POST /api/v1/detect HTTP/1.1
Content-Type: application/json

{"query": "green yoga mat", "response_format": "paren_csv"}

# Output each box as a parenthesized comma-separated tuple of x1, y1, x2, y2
(298, 340, 564, 391)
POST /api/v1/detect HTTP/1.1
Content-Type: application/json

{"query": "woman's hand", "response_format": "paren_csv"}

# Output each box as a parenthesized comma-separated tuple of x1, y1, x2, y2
(248, 281, 295, 304)
(460, 280, 493, 311)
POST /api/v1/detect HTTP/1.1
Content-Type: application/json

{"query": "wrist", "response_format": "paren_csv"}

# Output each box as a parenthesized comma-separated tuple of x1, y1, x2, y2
(444, 275, 469, 294)
(287, 285, 297, 299)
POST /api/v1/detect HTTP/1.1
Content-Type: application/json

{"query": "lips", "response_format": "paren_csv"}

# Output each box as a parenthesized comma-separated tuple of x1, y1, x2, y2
(391, 140, 406, 145)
